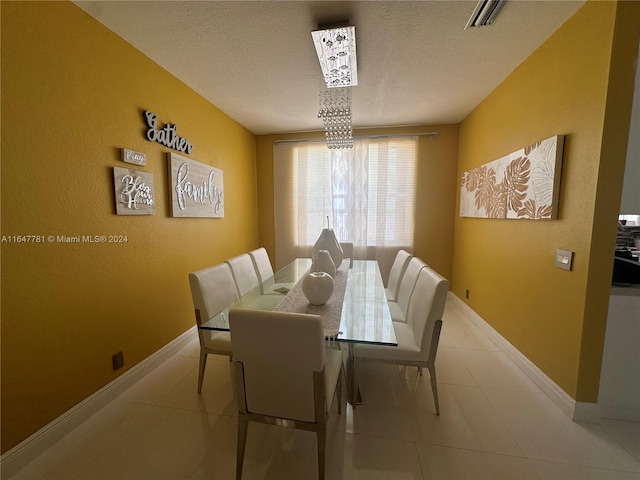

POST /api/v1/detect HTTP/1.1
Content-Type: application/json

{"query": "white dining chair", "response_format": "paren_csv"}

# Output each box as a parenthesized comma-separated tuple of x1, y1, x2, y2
(340, 242, 354, 268)
(248, 246, 297, 297)
(248, 247, 274, 284)
(229, 309, 343, 480)
(388, 256, 427, 323)
(385, 249, 413, 302)
(225, 253, 260, 297)
(352, 266, 449, 414)
(188, 262, 239, 393)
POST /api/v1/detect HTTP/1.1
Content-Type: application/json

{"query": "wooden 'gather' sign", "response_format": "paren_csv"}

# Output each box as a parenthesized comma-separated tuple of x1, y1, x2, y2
(144, 111, 193, 154)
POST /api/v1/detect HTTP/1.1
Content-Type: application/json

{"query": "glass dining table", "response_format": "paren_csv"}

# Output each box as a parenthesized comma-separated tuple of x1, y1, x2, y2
(200, 258, 396, 345)
(199, 257, 397, 403)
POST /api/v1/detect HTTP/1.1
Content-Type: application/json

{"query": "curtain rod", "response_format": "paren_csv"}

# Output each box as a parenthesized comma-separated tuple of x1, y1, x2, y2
(273, 132, 438, 144)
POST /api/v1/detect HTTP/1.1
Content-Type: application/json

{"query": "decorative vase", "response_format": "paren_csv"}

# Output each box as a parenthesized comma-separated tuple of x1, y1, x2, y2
(311, 249, 336, 277)
(302, 271, 334, 306)
(312, 228, 343, 268)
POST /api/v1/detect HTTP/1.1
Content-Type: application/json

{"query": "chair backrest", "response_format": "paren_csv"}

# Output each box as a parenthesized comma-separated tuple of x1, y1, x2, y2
(226, 253, 260, 297)
(229, 309, 326, 423)
(407, 266, 449, 359)
(387, 250, 413, 301)
(396, 256, 427, 314)
(248, 247, 274, 284)
(188, 262, 239, 323)
(340, 242, 354, 267)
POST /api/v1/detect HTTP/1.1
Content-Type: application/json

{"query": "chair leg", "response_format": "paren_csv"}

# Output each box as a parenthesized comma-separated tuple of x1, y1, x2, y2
(351, 357, 358, 409)
(236, 415, 249, 480)
(337, 364, 344, 415)
(427, 362, 440, 416)
(198, 350, 208, 393)
(316, 426, 326, 480)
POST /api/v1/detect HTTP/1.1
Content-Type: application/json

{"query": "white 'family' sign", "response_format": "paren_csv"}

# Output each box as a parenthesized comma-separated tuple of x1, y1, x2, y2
(168, 153, 224, 218)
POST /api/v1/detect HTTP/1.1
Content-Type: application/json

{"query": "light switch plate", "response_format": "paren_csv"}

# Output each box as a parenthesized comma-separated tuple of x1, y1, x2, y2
(555, 249, 573, 271)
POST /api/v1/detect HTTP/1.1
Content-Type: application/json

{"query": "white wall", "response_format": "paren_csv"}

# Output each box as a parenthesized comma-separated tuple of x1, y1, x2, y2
(599, 290, 640, 421)
(620, 42, 640, 214)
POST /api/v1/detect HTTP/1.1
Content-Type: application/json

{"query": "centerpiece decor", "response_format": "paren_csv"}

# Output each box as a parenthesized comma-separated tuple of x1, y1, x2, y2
(302, 271, 335, 306)
(311, 250, 336, 278)
(311, 217, 343, 267)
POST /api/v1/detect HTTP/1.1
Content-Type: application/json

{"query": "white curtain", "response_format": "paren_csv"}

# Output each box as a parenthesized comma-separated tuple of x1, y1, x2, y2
(274, 137, 418, 280)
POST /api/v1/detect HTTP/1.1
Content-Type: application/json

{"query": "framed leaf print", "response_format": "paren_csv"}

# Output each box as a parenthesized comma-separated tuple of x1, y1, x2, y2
(460, 135, 564, 220)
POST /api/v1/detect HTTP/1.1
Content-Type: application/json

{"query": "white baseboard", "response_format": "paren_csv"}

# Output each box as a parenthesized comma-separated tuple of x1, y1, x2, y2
(0, 327, 196, 479)
(598, 404, 640, 423)
(447, 293, 592, 422)
(573, 401, 604, 423)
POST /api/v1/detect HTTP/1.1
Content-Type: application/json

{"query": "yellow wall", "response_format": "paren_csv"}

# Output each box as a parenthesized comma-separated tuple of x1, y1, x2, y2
(256, 124, 459, 281)
(454, 1, 640, 402)
(1, 2, 258, 452)
(579, 0, 640, 401)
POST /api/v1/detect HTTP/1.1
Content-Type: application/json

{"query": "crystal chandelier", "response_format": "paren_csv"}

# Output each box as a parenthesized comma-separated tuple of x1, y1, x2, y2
(318, 82, 353, 149)
(311, 25, 358, 88)
(312, 24, 357, 149)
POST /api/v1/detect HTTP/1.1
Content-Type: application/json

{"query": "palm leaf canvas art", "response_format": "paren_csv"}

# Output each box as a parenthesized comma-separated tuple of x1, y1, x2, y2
(460, 135, 564, 220)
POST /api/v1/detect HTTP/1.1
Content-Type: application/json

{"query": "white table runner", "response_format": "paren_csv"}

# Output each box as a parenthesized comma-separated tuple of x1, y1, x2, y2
(273, 259, 350, 338)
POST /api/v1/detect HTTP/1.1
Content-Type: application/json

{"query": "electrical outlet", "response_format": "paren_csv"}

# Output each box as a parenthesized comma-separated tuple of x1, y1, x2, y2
(112, 351, 124, 371)
(465, 289, 470, 299)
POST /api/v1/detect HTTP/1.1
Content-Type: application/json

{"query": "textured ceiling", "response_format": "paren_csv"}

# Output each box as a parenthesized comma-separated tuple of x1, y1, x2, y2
(74, 1, 585, 135)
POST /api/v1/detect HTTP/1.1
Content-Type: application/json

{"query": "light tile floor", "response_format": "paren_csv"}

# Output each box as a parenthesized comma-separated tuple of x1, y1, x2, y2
(8, 300, 640, 479)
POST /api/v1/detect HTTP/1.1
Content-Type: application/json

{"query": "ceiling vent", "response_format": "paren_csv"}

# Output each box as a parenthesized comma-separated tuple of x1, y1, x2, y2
(464, 0, 507, 29)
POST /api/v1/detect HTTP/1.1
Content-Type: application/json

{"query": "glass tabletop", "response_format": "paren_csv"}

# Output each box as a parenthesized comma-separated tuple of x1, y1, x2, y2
(337, 260, 397, 345)
(200, 258, 397, 346)
(200, 258, 312, 330)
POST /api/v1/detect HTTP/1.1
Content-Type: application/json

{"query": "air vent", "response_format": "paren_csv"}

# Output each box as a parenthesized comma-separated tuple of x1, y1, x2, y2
(465, 0, 507, 29)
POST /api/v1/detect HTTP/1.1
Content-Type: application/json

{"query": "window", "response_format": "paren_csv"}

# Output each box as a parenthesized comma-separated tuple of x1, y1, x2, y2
(274, 136, 418, 269)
